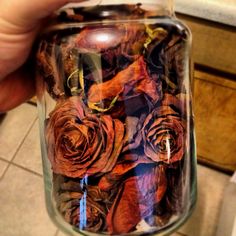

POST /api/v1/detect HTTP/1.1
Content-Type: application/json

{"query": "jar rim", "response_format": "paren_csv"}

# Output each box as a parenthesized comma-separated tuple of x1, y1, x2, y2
(59, 1, 174, 16)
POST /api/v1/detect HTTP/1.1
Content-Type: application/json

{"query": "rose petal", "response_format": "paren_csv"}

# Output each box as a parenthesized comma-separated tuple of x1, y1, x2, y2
(88, 56, 148, 103)
(107, 165, 167, 234)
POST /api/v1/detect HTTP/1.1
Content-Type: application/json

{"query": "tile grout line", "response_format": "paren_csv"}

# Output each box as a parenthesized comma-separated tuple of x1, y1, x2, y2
(11, 162, 43, 178)
(1, 117, 38, 180)
(10, 116, 38, 163)
(0, 161, 11, 180)
(0, 156, 10, 163)
(0, 157, 43, 179)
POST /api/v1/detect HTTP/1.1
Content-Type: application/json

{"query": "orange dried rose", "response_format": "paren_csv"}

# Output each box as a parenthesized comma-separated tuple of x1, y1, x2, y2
(142, 94, 186, 164)
(55, 179, 109, 232)
(58, 191, 107, 232)
(46, 96, 124, 178)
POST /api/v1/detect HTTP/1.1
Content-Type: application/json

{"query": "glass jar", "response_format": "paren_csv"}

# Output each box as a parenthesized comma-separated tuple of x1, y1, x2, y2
(36, 0, 197, 235)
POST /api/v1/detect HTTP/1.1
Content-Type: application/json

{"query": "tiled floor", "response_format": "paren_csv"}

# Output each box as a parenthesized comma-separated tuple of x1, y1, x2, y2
(0, 104, 232, 236)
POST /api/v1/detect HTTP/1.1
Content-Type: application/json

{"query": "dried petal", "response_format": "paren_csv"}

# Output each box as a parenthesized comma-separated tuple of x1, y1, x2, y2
(98, 154, 152, 191)
(107, 165, 167, 234)
(87, 56, 162, 113)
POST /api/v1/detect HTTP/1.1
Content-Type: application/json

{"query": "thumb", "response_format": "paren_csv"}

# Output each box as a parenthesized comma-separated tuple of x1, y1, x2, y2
(0, 0, 87, 29)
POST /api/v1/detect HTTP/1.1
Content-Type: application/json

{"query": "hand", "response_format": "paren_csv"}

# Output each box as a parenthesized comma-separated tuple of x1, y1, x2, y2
(0, 0, 86, 112)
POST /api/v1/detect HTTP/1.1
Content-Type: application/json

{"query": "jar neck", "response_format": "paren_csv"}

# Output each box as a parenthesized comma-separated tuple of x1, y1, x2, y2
(62, 0, 174, 18)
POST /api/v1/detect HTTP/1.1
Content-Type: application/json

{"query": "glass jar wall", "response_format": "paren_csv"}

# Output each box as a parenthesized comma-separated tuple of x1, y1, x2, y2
(36, 1, 197, 235)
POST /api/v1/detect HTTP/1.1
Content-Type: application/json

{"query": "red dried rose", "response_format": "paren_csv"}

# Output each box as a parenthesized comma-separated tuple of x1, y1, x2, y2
(46, 96, 124, 178)
(107, 165, 167, 234)
(142, 94, 186, 164)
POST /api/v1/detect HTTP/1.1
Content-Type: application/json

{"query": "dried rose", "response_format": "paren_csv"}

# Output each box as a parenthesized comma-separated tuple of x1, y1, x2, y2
(55, 181, 108, 232)
(142, 94, 186, 164)
(107, 165, 167, 234)
(46, 96, 125, 178)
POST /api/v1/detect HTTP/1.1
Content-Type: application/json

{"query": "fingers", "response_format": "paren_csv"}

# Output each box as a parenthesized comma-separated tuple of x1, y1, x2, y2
(0, 0, 87, 79)
(0, 66, 35, 112)
(0, 0, 87, 29)
(0, 0, 88, 111)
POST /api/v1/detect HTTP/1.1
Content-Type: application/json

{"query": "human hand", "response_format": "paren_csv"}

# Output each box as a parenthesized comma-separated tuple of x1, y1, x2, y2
(0, 0, 86, 112)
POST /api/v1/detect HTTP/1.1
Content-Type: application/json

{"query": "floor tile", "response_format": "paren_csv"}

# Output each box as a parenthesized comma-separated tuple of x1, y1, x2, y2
(0, 159, 8, 177)
(0, 164, 57, 236)
(0, 104, 37, 161)
(13, 120, 43, 175)
(57, 231, 67, 236)
(178, 165, 230, 236)
(215, 179, 236, 236)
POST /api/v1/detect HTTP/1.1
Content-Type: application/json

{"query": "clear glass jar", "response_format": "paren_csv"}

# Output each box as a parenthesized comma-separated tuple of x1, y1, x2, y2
(36, 0, 197, 235)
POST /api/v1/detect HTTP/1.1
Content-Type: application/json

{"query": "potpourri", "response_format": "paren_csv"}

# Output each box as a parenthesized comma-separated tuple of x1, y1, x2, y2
(37, 3, 191, 235)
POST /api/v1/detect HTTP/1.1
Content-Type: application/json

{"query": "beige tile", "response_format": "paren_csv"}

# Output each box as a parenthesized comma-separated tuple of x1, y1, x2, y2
(13, 120, 43, 175)
(0, 165, 57, 236)
(215, 180, 236, 236)
(0, 104, 37, 161)
(0, 159, 8, 177)
(178, 165, 230, 236)
(57, 231, 67, 236)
